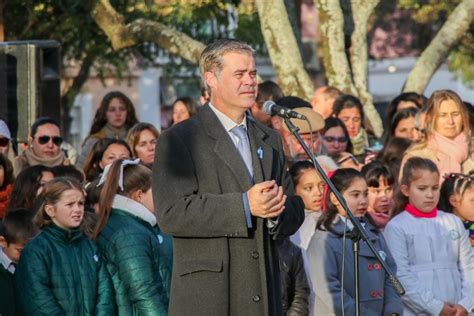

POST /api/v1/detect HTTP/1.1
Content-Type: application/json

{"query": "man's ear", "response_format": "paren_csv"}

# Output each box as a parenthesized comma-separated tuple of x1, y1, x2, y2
(271, 116, 282, 130)
(0, 236, 7, 248)
(203, 71, 217, 91)
(28, 133, 33, 145)
(400, 184, 410, 197)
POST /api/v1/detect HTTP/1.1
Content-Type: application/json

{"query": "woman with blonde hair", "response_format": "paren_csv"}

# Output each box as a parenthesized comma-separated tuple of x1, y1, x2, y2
(126, 123, 160, 168)
(400, 90, 472, 182)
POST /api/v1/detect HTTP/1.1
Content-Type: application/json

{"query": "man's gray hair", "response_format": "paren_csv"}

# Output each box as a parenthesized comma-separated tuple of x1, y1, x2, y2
(199, 39, 255, 92)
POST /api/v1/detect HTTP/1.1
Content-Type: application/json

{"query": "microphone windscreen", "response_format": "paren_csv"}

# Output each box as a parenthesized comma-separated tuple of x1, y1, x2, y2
(262, 100, 276, 115)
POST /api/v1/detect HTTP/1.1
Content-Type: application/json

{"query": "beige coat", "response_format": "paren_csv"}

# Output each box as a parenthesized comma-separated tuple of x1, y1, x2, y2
(400, 145, 471, 182)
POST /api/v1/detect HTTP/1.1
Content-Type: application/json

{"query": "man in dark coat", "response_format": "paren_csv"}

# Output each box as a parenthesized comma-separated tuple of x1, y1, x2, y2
(153, 39, 305, 315)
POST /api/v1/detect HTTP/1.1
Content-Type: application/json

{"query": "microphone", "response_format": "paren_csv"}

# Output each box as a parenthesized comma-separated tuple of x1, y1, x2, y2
(262, 100, 307, 120)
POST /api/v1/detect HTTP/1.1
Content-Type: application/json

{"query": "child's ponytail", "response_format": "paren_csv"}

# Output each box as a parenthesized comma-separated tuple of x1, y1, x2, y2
(93, 160, 123, 239)
(93, 159, 153, 239)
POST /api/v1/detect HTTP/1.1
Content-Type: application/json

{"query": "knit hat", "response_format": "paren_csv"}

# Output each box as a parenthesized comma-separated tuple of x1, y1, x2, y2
(0, 120, 11, 139)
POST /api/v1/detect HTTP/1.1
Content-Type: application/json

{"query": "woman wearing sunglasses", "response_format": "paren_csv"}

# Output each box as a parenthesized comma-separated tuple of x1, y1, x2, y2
(14, 117, 70, 176)
(320, 117, 353, 159)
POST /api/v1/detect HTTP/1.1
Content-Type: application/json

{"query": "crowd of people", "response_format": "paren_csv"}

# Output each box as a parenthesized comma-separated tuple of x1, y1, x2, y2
(0, 38, 473, 315)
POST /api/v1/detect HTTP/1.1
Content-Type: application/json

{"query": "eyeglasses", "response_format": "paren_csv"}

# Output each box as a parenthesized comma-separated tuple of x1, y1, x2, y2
(36, 135, 63, 146)
(0, 137, 9, 147)
(323, 136, 348, 143)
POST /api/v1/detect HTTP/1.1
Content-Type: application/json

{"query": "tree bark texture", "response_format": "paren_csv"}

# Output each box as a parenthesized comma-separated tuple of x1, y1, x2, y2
(60, 56, 94, 139)
(314, 0, 356, 95)
(403, 0, 474, 94)
(350, 0, 383, 137)
(91, 0, 205, 65)
(255, 0, 314, 100)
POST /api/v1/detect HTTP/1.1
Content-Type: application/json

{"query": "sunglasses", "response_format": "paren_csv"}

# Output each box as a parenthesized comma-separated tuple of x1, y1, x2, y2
(0, 138, 9, 147)
(323, 136, 348, 143)
(36, 135, 63, 146)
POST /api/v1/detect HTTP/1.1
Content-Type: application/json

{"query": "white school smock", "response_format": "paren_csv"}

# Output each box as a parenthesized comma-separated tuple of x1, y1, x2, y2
(384, 210, 474, 316)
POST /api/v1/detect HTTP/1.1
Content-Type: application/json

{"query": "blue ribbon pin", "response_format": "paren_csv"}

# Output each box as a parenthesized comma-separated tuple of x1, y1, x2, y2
(257, 147, 264, 160)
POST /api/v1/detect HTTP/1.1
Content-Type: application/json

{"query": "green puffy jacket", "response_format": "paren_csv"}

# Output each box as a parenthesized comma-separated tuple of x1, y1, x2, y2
(96, 208, 171, 315)
(15, 224, 116, 315)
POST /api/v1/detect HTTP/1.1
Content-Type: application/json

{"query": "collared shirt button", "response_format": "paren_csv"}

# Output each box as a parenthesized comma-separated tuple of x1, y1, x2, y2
(252, 251, 259, 259)
(252, 295, 261, 302)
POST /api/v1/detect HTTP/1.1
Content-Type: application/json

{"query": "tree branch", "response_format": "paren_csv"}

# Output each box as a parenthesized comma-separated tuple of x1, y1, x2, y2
(350, 0, 383, 137)
(314, 0, 356, 95)
(60, 55, 95, 138)
(61, 56, 94, 109)
(403, 0, 474, 93)
(255, 0, 314, 100)
(91, 0, 205, 64)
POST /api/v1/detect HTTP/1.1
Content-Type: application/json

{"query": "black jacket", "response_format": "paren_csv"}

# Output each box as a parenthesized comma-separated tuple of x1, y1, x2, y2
(278, 238, 310, 315)
(0, 264, 15, 316)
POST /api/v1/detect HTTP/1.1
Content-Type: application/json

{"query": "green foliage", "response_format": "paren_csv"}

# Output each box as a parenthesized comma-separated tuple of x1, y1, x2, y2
(3, 0, 266, 104)
(448, 30, 474, 86)
(110, 0, 265, 76)
(4, 0, 141, 105)
(397, 0, 474, 83)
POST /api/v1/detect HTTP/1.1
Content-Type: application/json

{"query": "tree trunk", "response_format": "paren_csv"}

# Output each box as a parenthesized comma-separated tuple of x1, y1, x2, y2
(314, 0, 356, 95)
(284, 0, 304, 61)
(350, 0, 383, 137)
(91, 0, 205, 64)
(403, 0, 474, 94)
(60, 56, 94, 140)
(255, 0, 314, 100)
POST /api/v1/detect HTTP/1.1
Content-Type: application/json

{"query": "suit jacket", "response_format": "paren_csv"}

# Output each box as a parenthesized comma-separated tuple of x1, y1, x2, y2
(153, 105, 304, 315)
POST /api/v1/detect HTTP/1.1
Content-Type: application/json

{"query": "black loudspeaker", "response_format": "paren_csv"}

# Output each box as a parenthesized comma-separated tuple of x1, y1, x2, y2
(0, 40, 61, 142)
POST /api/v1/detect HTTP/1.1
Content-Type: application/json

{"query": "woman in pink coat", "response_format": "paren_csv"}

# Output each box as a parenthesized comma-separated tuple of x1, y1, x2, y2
(401, 90, 472, 183)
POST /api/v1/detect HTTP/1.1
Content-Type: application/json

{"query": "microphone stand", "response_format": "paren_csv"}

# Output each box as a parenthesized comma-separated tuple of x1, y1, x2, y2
(283, 116, 405, 316)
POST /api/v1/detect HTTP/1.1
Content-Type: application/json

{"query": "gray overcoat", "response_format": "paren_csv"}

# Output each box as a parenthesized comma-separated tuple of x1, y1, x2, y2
(153, 105, 305, 315)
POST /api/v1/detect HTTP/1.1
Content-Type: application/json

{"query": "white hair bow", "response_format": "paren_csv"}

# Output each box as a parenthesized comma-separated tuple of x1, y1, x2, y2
(97, 158, 141, 191)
